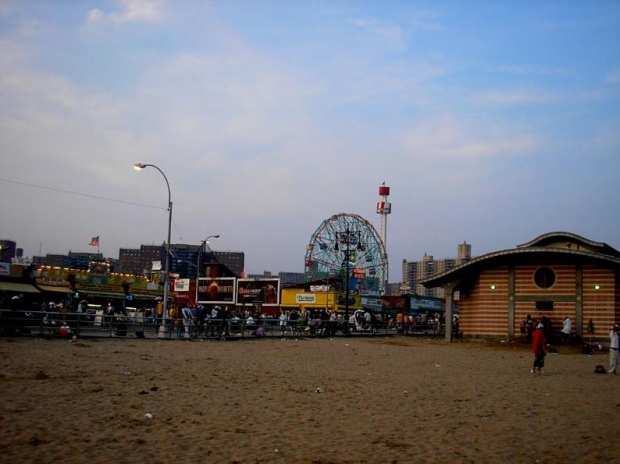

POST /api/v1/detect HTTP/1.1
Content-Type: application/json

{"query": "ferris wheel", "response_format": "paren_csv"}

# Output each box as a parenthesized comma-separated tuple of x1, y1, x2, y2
(304, 213, 388, 293)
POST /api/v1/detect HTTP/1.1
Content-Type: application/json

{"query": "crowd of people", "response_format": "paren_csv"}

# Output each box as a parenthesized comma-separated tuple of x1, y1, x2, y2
(519, 314, 574, 346)
(2, 296, 619, 376)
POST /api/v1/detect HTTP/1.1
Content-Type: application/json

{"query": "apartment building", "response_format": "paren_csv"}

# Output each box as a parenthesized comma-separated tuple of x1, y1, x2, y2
(402, 241, 472, 298)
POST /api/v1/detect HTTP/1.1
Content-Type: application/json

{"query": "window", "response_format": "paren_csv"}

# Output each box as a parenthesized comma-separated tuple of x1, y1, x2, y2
(534, 267, 556, 289)
(536, 301, 554, 311)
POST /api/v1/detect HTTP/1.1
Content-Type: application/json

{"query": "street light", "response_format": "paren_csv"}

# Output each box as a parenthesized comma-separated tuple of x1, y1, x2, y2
(334, 227, 362, 335)
(196, 235, 220, 304)
(133, 162, 173, 337)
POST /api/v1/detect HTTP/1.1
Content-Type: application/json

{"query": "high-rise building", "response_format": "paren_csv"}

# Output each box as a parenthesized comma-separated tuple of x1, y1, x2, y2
(458, 241, 472, 263)
(402, 243, 473, 298)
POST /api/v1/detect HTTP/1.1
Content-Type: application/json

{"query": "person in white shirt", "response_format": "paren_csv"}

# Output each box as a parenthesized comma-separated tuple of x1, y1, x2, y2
(181, 304, 194, 339)
(609, 324, 619, 375)
(561, 316, 572, 344)
(279, 312, 288, 336)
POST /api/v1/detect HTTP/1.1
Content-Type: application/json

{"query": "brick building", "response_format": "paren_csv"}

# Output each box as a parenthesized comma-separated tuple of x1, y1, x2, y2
(421, 232, 620, 342)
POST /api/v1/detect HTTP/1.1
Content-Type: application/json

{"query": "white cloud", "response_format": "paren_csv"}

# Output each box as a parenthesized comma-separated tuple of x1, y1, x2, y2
(87, 8, 104, 24)
(350, 18, 406, 49)
(86, 0, 165, 24)
(400, 114, 538, 160)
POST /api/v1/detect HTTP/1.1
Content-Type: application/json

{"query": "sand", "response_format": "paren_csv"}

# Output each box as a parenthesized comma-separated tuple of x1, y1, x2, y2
(0, 335, 618, 464)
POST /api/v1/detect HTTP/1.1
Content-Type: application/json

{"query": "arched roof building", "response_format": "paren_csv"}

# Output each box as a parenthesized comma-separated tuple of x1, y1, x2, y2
(420, 232, 620, 342)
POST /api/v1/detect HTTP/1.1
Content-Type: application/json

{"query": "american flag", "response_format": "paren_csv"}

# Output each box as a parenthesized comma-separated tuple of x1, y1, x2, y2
(89, 236, 99, 247)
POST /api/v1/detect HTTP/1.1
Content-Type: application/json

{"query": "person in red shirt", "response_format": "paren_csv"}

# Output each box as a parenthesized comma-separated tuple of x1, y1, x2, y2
(531, 323, 547, 374)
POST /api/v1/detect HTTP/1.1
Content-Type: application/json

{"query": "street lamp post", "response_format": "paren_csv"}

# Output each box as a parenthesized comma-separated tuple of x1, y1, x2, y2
(195, 235, 220, 305)
(133, 163, 172, 338)
(335, 227, 362, 335)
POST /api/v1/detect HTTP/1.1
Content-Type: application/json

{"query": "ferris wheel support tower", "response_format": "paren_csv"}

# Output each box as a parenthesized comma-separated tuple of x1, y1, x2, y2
(376, 183, 391, 292)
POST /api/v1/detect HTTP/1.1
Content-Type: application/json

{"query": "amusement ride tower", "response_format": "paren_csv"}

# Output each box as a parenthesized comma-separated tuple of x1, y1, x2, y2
(376, 183, 391, 292)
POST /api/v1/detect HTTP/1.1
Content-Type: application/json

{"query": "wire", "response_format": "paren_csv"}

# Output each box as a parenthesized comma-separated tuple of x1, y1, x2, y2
(0, 177, 164, 210)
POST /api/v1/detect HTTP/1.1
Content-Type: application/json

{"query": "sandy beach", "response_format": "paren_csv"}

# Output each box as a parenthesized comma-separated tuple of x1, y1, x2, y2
(0, 335, 618, 464)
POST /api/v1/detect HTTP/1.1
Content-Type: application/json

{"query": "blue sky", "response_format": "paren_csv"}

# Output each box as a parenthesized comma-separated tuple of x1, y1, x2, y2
(1, 0, 619, 279)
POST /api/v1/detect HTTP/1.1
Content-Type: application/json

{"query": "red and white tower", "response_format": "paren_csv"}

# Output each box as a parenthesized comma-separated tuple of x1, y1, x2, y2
(376, 183, 391, 291)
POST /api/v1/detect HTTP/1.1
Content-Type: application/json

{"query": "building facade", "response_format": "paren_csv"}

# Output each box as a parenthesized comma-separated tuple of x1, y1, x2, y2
(421, 232, 620, 342)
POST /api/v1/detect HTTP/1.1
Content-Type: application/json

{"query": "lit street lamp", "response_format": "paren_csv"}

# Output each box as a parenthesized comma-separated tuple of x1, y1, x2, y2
(196, 235, 220, 304)
(133, 162, 172, 338)
(334, 227, 362, 335)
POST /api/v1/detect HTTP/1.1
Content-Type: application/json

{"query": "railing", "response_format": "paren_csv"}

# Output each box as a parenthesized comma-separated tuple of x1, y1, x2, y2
(0, 308, 445, 340)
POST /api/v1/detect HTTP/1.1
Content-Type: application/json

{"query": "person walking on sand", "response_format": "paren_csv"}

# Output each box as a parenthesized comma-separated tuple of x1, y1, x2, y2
(531, 323, 547, 375)
(608, 324, 619, 375)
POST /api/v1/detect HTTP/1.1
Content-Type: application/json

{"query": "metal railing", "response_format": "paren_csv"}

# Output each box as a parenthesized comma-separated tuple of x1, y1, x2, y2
(0, 309, 446, 340)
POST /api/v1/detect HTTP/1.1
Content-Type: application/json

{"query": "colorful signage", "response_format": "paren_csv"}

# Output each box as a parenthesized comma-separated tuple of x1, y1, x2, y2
(197, 277, 236, 304)
(174, 278, 190, 292)
(236, 278, 280, 306)
(410, 296, 443, 311)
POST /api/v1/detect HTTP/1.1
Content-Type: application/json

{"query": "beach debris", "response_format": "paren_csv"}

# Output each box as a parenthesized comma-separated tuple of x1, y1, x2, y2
(149, 386, 159, 392)
(315, 388, 324, 394)
(145, 413, 153, 420)
(118, 370, 131, 375)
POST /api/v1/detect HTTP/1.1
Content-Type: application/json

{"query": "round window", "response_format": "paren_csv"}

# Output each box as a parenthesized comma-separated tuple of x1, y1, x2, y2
(534, 267, 556, 289)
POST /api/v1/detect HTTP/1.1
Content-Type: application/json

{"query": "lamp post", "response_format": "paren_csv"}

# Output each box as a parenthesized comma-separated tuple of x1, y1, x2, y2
(334, 227, 362, 335)
(133, 163, 172, 338)
(196, 235, 220, 304)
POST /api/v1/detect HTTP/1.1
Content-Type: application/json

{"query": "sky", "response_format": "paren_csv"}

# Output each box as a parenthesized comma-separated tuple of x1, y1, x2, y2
(1, 0, 619, 280)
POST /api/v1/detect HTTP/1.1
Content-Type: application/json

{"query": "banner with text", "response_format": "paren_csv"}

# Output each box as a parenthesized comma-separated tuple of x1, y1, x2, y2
(197, 277, 236, 304)
(236, 278, 280, 306)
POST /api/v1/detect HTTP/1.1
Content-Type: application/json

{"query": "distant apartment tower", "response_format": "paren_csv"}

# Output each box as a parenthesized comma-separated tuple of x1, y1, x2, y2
(118, 248, 143, 274)
(402, 242, 473, 299)
(250, 271, 304, 285)
(458, 241, 472, 263)
(140, 245, 166, 275)
(115, 244, 244, 277)
(212, 251, 245, 277)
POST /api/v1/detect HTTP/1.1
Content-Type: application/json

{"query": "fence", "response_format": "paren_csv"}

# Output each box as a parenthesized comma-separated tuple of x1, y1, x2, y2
(0, 309, 444, 340)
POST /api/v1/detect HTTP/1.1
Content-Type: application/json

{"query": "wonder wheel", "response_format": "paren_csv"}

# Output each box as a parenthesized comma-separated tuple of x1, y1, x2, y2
(304, 213, 388, 293)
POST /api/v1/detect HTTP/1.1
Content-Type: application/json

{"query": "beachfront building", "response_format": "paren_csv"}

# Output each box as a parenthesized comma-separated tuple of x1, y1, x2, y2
(420, 232, 620, 342)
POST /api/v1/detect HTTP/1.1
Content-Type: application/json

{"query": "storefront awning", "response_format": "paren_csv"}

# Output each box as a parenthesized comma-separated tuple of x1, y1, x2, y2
(37, 285, 75, 294)
(0, 282, 41, 293)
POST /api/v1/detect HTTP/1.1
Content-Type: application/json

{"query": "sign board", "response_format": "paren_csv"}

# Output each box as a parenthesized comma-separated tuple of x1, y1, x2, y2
(310, 285, 329, 292)
(174, 278, 190, 292)
(361, 297, 382, 309)
(0, 263, 10, 276)
(296, 294, 316, 304)
(197, 277, 236, 304)
(410, 296, 443, 311)
(236, 278, 280, 306)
